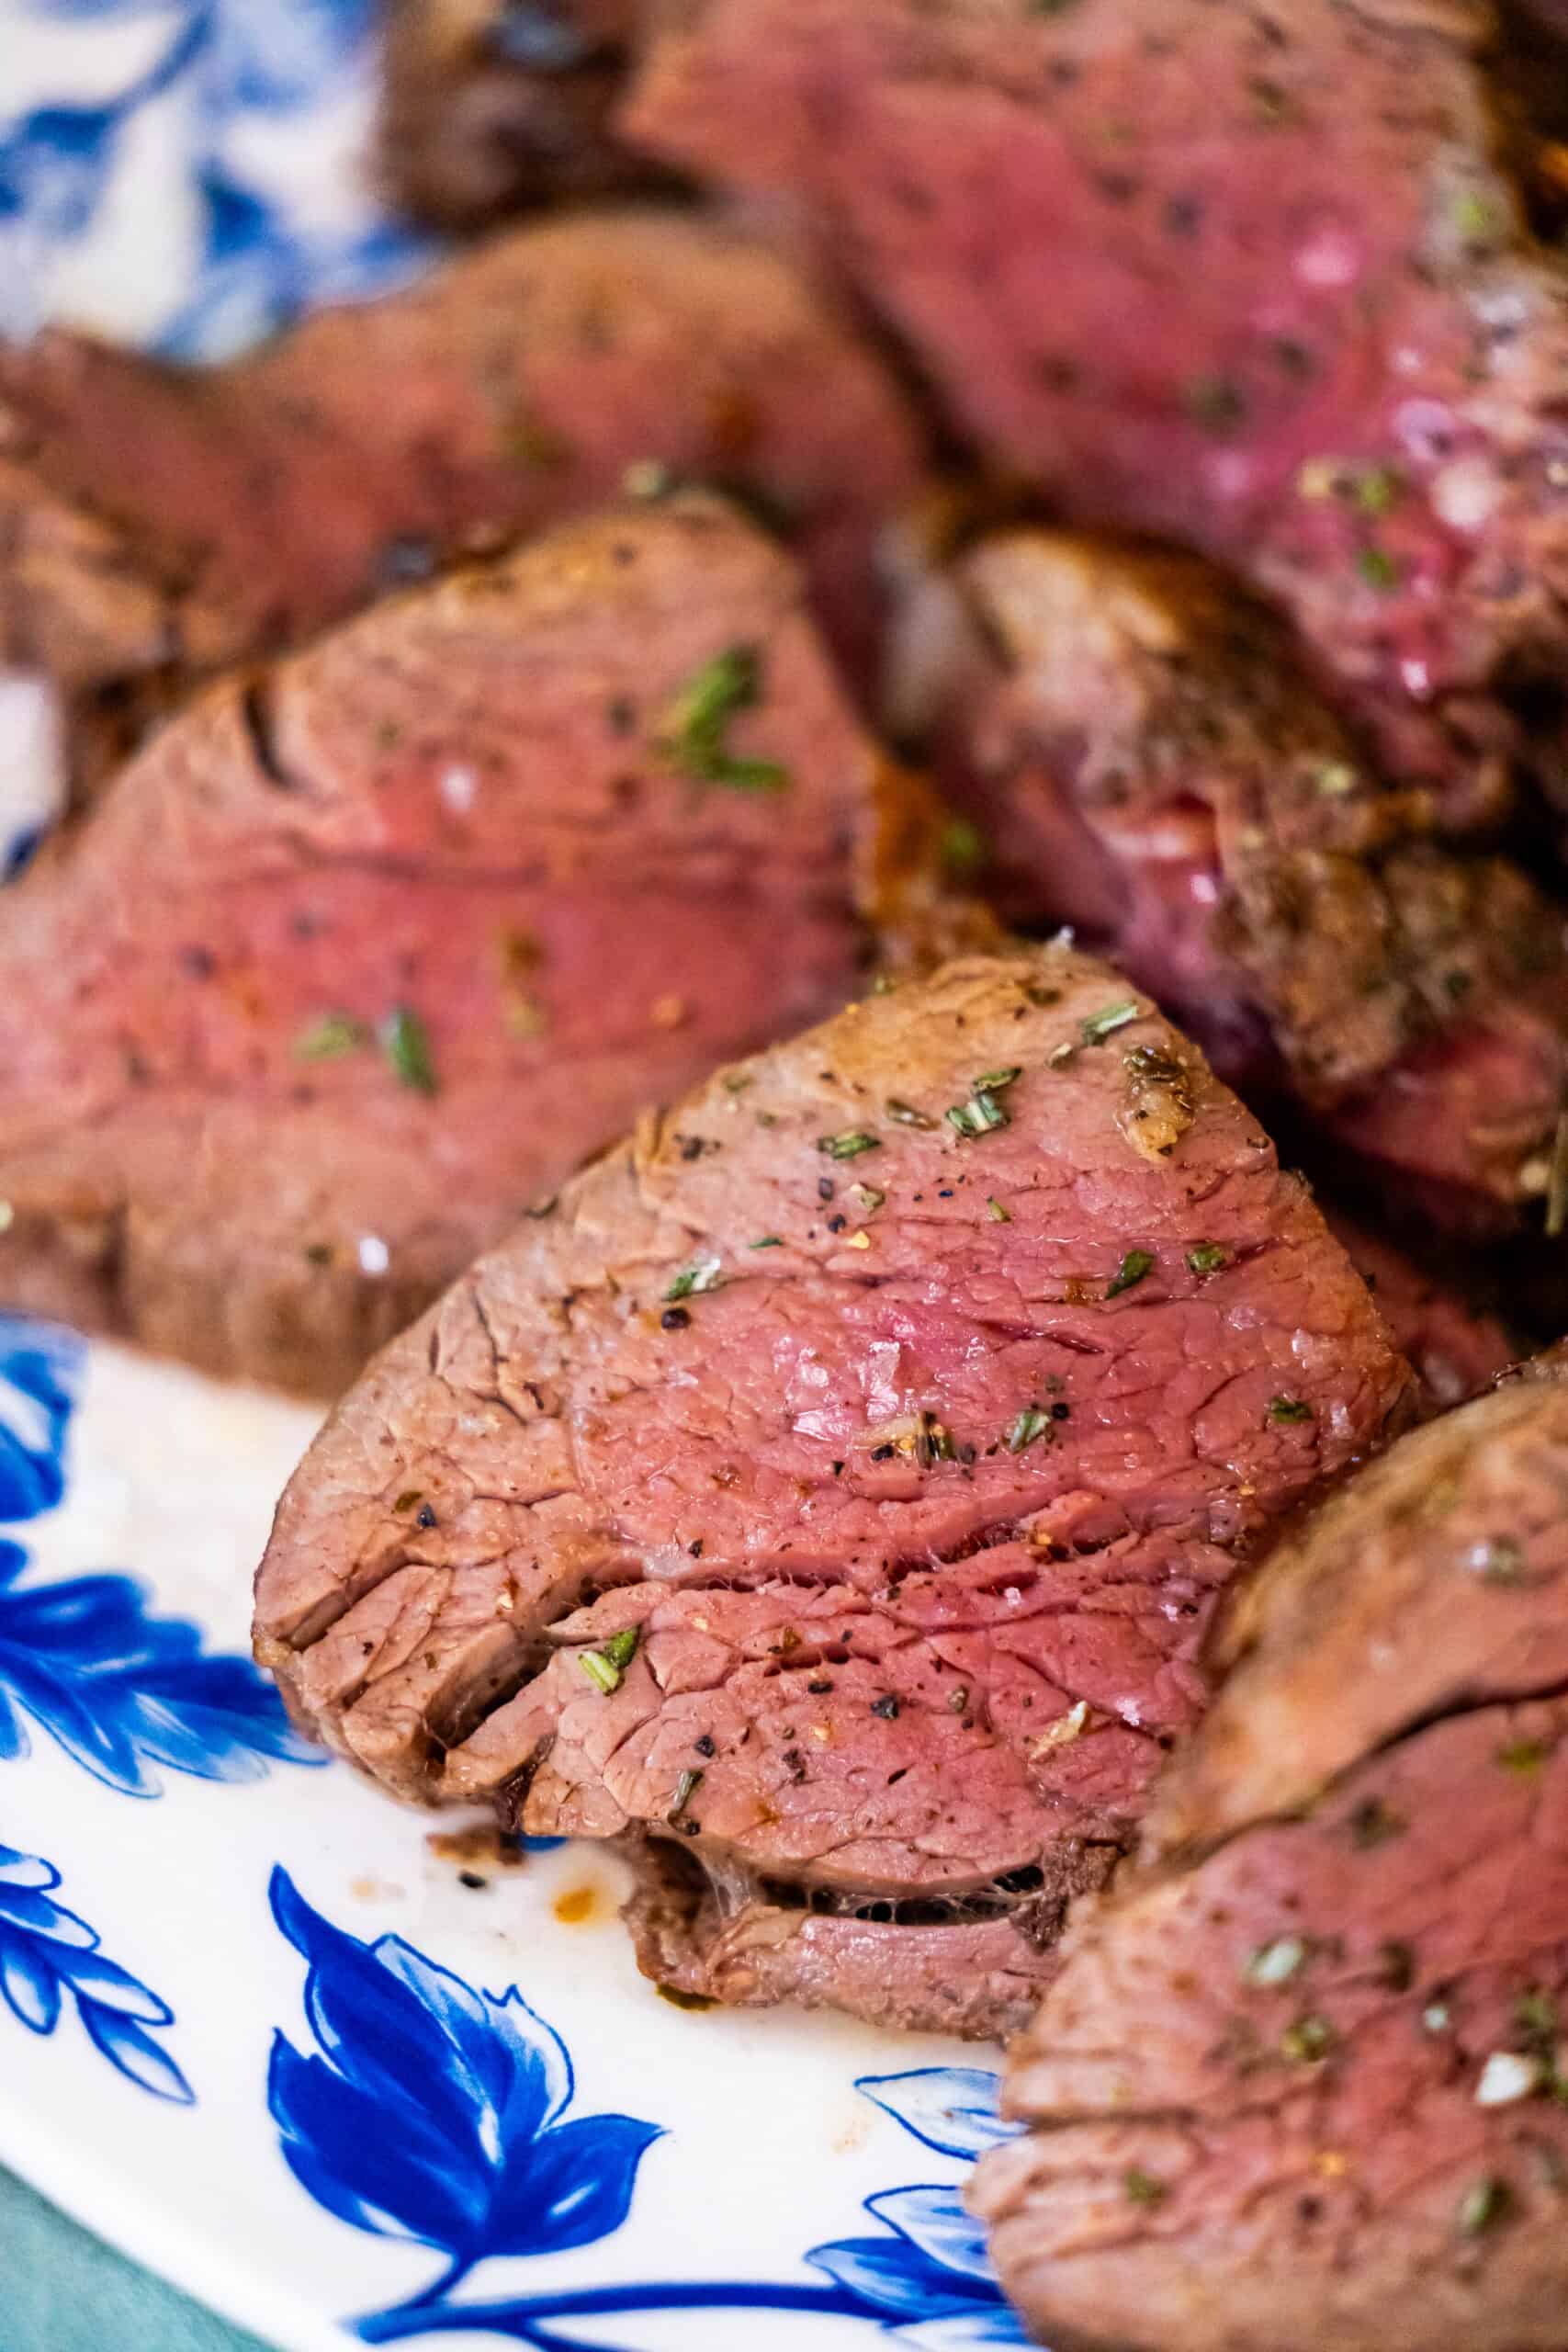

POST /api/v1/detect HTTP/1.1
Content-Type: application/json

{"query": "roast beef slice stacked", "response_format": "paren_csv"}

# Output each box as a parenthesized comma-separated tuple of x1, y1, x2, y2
(254, 946, 1412, 2038)
(976, 1351, 1568, 2352)
(0, 207, 927, 768)
(1319, 1208, 1514, 1406)
(380, 0, 662, 226)
(0, 492, 949, 1395)
(890, 520, 1568, 1229)
(628, 0, 1568, 825)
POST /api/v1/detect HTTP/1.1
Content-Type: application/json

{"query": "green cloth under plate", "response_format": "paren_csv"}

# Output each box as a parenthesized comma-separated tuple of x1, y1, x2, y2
(0, 2165, 271, 2352)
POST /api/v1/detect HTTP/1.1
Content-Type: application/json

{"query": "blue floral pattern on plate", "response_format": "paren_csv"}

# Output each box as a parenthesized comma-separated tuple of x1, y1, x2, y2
(0, 1314, 319, 1793)
(268, 1870, 1027, 2347)
(0, 1840, 192, 2102)
(0, 1536, 322, 1795)
(3, 0, 432, 358)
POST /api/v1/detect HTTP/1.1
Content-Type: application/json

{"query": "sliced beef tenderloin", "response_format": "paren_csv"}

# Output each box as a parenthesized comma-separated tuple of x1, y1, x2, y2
(976, 1351, 1568, 2352)
(0, 207, 928, 768)
(0, 492, 951, 1394)
(889, 518, 1568, 1230)
(253, 945, 1413, 2037)
(380, 0, 663, 227)
(628, 0, 1568, 827)
(1320, 1209, 1516, 1408)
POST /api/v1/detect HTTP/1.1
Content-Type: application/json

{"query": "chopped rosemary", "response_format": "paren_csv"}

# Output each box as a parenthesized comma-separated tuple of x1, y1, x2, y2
(947, 1089, 1010, 1139)
(667, 1766, 705, 1823)
(1356, 544, 1402, 593)
(1080, 1000, 1139, 1045)
(664, 1256, 723, 1302)
(1354, 465, 1403, 515)
(1268, 1396, 1314, 1424)
(1123, 2168, 1168, 2208)
(886, 1099, 936, 1129)
(940, 817, 988, 874)
(818, 1129, 881, 1160)
(987, 1197, 1012, 1223)
(750, 1236, 784, 1250)
(1456, 2177, 1513, 2238)
(580, 1650, 620, 1695)
(915, 1410, 957, 1467)
(1107, 1249, 1154, 1297)
(1007, 1404, 1052, 1454)
(1186, 1242, 1230, 1274)
(295, 1012, 368, 1061)
(382, 1006, 438, 1094)
(973, 1067, 1022, 1092)
(1280, 2013, 1336, 2065)
(657, 645, 789, 791)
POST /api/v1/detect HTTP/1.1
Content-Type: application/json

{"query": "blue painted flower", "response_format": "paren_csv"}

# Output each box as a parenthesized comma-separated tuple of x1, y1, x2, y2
(0, 1538, 322, 1794)
(0, 1316, 80, 1525)
(807, 2069, 1030, 2351)
(0, 1840, 192, 2101)
(268, 1869, 662, 2296)
(266, 1873, 1030, 2350)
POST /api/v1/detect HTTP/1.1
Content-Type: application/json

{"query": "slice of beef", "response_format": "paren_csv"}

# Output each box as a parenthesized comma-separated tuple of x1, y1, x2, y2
(975, 1351, 1568, 2352)
(253, 945, 1413, 2037)
(889, 518, 1568, 1230)
(381, 0, 663, 227)
(1319, 1208, 1516, 1408)
(0, 207, 928, 770)
(0, 492, 952, 1394)
(1152, 1348, 1568, 1856)
(627, 0, 1568, 828)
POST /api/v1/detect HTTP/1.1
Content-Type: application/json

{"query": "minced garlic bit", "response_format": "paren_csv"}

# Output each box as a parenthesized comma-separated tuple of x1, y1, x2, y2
(1032, 1700, 1090, 1758)
(1245, 1935, 1308, 1988)
(1474, 2051, 1544, 2108)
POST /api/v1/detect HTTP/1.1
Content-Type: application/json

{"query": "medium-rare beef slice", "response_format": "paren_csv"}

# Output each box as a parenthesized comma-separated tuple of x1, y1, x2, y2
(975, 1351, 1568, 2352)
(628, 0, 1568, 827)
(381, 0, 662, 226)
(1153, 1348, 1568, 1854)
(1320, 1209, 1516, 1408)
(892, 519, 1568, 1228)
(0, 208, 928, 761)
(253, 946, 1413, 2037)
(0, 492, 949, 1394)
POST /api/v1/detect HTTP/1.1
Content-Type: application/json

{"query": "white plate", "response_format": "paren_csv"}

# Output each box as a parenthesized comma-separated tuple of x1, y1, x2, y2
(0, 11, 1028, 2346)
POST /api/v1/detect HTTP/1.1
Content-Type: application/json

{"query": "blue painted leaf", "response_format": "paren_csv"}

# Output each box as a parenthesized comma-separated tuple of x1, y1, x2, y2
(899, 2312, 1032, 2352)
(20, 0, 170, 18)
(807, 2233, 974, 2321)
(0, 1553, 321, 1794)
(269, 1871, 663, 2268)
(486, 2112, 663, 2257)
(858, 2067, 1019, 2161)
(0, 1842, 190, 2099)
(0, 1320, 80, 1523)
(0, 105, 120, 244)
(80, 2001, 195, 2104)
(868, 2188, 995, 2285)
(0, 1928, 62, 2033)
(203, 0, 377, 115)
